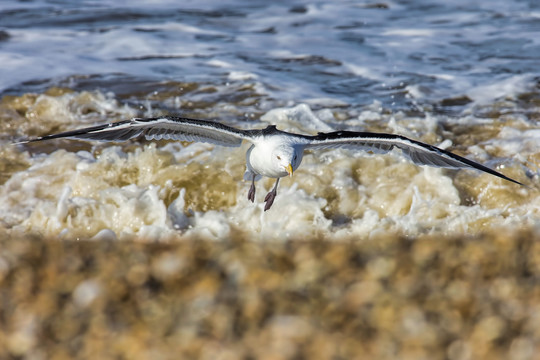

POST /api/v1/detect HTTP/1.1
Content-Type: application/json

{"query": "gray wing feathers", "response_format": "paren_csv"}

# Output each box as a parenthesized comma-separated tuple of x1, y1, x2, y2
(399, 144, 467, 168)
(306, 132, 475, 169)
(20, 116, 252, 147)
(141, 120, 245, 146)
(304, 131, 523, 185)
(88, 125, 145, 142)
(313, 141, 394, 154)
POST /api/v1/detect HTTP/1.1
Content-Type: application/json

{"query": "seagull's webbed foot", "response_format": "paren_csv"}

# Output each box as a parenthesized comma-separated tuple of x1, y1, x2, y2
(248, 182, 256, 203)
(264, 190, 276, 211)
(247, 174, 256, 203)
(264, 178, 280, 211)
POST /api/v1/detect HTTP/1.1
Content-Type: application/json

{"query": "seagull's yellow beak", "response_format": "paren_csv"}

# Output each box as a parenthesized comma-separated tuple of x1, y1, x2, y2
(286, 163, 293, 177)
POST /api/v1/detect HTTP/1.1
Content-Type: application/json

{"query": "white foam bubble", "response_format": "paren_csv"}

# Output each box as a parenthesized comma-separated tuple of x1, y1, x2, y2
(383, 29, 436, 37)
(466, 75, 535, 105)
(260, 103, 334, 133)
(228, 71, 259, 81)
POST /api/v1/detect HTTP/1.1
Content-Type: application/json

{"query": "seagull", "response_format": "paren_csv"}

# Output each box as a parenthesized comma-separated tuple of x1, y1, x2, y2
(16, 116, 523, 211)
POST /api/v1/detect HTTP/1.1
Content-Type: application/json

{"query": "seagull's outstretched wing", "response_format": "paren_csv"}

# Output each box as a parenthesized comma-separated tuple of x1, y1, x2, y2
(302, 130, 523, 186)
(16, 116, 258, 147)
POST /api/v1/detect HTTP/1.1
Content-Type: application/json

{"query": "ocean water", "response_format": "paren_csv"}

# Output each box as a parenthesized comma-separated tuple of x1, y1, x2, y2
(0, 0, 538, 241)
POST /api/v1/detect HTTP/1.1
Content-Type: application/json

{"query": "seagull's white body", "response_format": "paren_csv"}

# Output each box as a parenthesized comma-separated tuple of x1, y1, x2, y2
(16, 116, 523, 211)
(246, 135, 303, 179)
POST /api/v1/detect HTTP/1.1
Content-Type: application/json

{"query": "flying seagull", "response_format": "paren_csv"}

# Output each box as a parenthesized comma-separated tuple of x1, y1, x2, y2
(16, 116, 523, 210)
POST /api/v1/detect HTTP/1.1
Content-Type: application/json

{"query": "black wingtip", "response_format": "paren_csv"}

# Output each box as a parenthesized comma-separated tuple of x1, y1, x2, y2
(498, 173, 525, 187)
(448, 150, 525, 187)
(12, 137, 43, 145)
(463, 160, 526, 187)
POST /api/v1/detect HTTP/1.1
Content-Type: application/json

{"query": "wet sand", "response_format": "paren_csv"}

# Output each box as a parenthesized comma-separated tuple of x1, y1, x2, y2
(1, 229, 539, 360)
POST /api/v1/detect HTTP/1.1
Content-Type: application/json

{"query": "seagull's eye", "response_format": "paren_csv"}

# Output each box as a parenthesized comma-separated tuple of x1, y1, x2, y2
(277, 156, 281, 160)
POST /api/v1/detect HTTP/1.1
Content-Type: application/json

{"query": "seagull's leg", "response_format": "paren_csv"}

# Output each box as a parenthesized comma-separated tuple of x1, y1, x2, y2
(264, 178, 280, 211)
(248, 173, 256, 203)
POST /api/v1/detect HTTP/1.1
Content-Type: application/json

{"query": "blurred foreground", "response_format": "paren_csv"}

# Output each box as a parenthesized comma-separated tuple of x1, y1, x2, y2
(1, 230, 539, 360)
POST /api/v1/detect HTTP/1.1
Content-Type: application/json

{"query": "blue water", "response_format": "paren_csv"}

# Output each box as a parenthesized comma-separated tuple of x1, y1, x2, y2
(1, 0, 540, 112)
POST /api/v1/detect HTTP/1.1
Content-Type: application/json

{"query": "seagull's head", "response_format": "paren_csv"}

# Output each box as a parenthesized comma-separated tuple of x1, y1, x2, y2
(272, 145, 301, 177)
